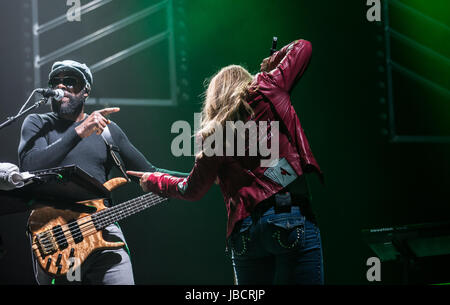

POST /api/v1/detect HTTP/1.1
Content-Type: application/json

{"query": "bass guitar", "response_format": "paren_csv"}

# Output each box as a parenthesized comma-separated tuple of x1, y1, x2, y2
(28, 177, 166, 277)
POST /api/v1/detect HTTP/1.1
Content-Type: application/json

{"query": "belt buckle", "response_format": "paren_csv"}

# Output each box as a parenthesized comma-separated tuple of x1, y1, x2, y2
(274, 192, 292, 213)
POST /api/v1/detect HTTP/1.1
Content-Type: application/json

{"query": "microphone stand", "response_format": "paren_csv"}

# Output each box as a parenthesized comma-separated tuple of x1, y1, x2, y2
(0, 89, 48, 131)
(270, 36, 278, 55)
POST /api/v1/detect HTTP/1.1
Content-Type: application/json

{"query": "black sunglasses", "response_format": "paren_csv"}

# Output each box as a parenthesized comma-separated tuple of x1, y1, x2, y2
(49, 76, 80, 89)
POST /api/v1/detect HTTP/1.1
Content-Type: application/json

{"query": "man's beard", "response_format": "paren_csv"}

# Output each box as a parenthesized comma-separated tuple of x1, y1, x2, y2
(51, 91, 85, 119)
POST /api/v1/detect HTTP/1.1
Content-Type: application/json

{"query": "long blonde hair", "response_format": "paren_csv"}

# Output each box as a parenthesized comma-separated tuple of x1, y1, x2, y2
(197, 65, 255, 145)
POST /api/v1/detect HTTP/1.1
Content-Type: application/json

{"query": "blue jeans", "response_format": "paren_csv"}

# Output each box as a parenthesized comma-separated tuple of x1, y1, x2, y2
(228, 206, 324, 285)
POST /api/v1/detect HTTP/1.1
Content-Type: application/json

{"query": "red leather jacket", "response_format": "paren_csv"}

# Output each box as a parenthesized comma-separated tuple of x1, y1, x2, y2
(145, 39, 323, 238)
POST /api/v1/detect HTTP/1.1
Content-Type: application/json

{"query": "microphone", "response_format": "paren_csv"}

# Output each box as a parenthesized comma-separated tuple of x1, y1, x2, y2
(36, 88, 65, 101)
(270, 36, 278, 55)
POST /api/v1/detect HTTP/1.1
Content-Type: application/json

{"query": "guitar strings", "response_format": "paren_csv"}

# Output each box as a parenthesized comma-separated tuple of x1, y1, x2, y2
(35, 192, 167, 249)
(34, 192, 163, 249)
(94, 192, 162, 224)
(41, 193, 165, 247)
(35, 194, 166, 252)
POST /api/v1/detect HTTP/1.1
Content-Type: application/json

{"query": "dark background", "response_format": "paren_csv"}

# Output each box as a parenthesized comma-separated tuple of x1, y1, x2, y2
(0, 0, 449, 285)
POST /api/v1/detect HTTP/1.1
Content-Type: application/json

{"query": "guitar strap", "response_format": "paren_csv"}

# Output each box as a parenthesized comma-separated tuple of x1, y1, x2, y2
(101, 125, 131, 182)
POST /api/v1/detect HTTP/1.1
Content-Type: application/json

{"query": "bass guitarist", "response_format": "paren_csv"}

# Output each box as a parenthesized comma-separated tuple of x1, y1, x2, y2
(18, 60, 187, 285)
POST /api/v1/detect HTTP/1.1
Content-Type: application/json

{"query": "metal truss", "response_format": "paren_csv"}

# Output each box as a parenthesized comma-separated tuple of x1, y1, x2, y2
(31, 0, 178, 106)
(383, 0, 450, 143)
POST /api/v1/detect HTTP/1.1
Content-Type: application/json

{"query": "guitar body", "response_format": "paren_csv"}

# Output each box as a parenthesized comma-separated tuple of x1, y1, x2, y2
(27, 177, 128, 277)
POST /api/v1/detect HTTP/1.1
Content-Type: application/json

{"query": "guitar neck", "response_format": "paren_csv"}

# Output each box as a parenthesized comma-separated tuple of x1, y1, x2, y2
(91, 192, 167, 230)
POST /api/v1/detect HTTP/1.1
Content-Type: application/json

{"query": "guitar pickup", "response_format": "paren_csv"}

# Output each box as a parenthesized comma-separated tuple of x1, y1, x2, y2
(52, 225, 68, 250)
(68, 220, 84, 244)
